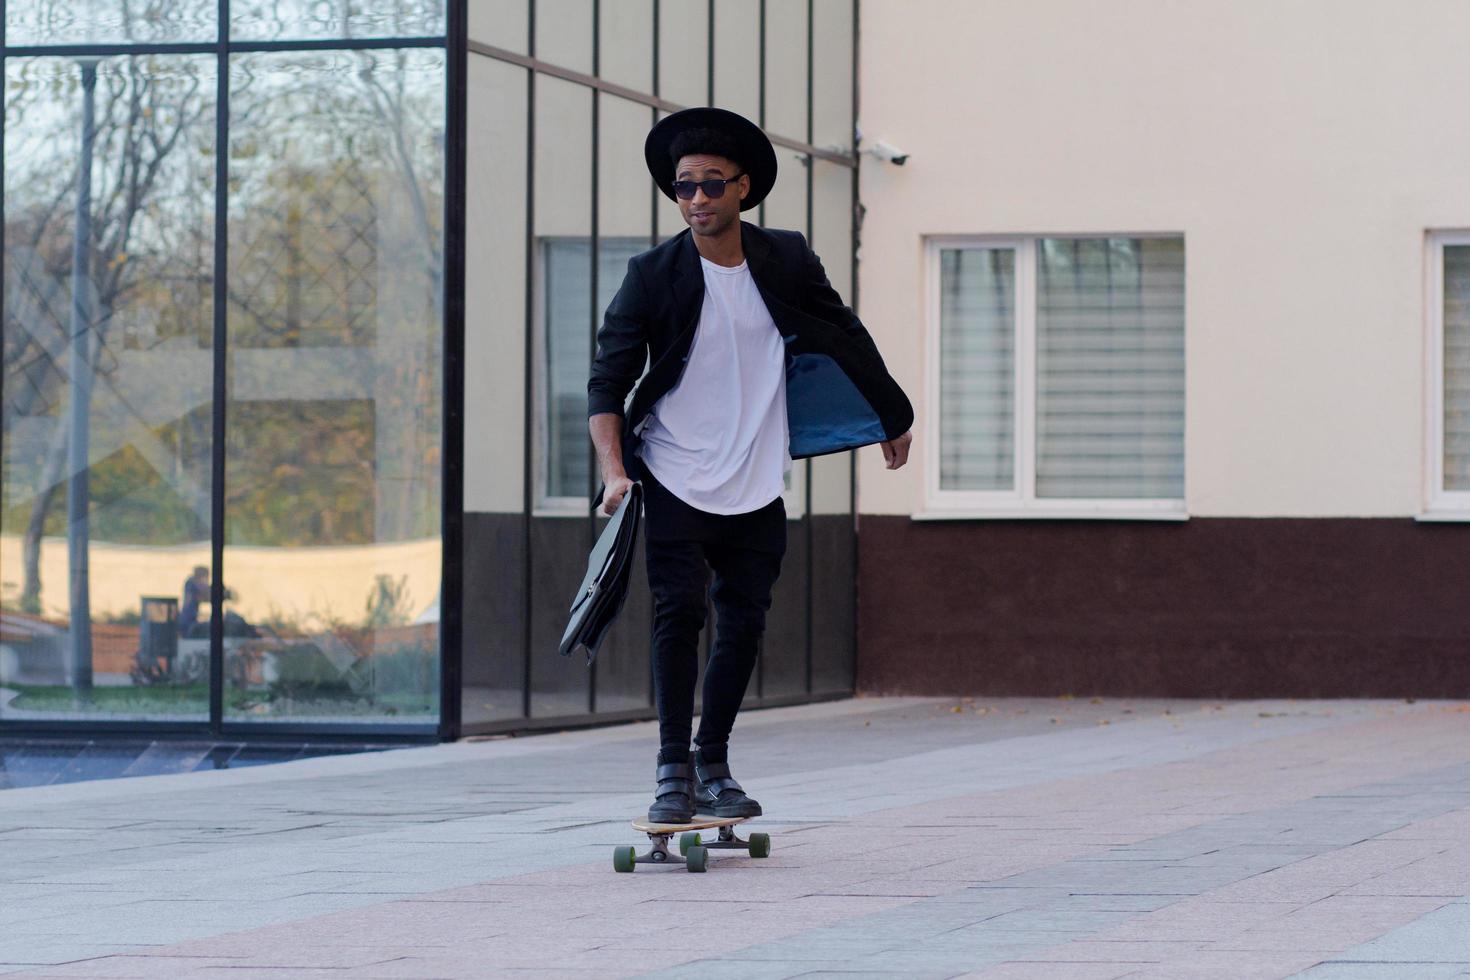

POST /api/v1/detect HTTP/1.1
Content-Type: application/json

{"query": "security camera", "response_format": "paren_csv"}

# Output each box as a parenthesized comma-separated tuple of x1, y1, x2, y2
(866, 139, 909, 166)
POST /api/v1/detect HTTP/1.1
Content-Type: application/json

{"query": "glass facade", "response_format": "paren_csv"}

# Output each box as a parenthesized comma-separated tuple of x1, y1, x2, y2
(1, 2, 447, 733)
(0, 0, 858, 740)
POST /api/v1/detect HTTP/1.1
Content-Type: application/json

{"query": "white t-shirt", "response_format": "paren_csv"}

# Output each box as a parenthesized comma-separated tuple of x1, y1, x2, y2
(638, 256, 790, 515)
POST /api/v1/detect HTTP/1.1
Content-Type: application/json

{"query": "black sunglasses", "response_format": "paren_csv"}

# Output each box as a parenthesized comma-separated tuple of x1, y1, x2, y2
(671, 172, 745, 201)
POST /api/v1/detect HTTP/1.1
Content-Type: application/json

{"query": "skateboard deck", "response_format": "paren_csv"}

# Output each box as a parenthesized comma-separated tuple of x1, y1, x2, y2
(615, 814, 771, 872)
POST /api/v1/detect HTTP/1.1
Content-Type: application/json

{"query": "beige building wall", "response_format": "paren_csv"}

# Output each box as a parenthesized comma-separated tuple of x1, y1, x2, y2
(857, 0, 1470, 517)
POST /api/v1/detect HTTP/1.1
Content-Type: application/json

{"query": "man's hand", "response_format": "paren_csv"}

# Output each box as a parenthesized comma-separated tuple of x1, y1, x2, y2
(601, 474, 635, 516)
(590, 413, 632, 516)
(880, 430, 913, 470)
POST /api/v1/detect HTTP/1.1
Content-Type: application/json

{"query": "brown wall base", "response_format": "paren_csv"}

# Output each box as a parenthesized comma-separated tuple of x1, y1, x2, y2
(856, 516, 1470, 699)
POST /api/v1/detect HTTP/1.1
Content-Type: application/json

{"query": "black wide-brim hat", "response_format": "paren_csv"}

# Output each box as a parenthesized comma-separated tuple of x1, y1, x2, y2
(645, 107, 777, 212)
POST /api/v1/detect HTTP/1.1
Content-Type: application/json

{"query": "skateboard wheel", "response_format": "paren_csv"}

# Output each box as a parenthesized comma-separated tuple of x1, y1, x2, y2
(678, 831, 701, 855)
(613, 846, 636, 873)
(748, 832, 771, 858)
(685, 845, 708, 873)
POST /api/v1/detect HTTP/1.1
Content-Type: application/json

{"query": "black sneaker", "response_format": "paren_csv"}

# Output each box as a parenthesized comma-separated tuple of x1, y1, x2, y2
(647, 760, 695, 823)
(693, 754, 762, 818)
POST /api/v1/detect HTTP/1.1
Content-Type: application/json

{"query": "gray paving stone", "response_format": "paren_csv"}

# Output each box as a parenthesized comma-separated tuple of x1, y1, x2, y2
(1291, 964, 1468, 980)
(1299, 901, 1470, 967)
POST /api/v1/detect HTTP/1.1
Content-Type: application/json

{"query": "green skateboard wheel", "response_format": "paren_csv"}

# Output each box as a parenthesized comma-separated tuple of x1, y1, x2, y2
(748, 832, 771, 858)
(685, 845, 708, 873)
(613, 845, 636, 873)
(679, 831, 702, 855)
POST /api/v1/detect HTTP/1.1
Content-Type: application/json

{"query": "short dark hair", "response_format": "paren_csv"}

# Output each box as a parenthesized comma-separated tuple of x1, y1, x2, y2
(669, 127, 744, 171)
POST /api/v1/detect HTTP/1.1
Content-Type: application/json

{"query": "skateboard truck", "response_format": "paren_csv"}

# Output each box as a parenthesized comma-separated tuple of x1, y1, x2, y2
(615, 818, 771, 873)
(682, 822, 771, 855)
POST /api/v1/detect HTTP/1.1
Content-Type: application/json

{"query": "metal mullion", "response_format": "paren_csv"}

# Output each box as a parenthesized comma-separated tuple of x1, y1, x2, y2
(226, 35, 446, 52)
(1, 9, 6, 711)
(2, 720, 216, 739)
(587, 0, 599, 716)
(218, 721, 437, 740)
(521, 0, 536, 721)
(848, 0, 860, 693)
(753, 0, 765, 700)
(2, 37, 445, 59)
(802, 0, 814, 697)
(650, 1, 660, 248)
(697, 0, 715, 682)
(756, 0, 765, 229)
(438, 0, 468, 741)
(4, 42, 218, 57)
(208, 0, 230, 736)
(701, 0, 715, 676)
(648, 0, 659, 710)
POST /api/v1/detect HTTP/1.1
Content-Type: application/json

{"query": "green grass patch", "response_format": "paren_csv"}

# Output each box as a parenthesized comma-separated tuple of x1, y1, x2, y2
(6, 683, 434, 719)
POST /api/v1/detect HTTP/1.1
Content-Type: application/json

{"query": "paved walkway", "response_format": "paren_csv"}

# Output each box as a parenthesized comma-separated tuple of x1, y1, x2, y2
(1, 696, 1468, 979)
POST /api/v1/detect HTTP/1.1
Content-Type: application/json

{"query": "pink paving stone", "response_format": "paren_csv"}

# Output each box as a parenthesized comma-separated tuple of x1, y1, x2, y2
(1117, 951, 1330, 980)
(994, 938, 1203, 963)
(963, 965, 1139, 980)
(0, 961, 164, 980)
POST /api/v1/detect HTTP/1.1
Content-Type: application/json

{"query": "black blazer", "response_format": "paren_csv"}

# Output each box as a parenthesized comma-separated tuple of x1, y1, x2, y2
(587, 222, 913, 480)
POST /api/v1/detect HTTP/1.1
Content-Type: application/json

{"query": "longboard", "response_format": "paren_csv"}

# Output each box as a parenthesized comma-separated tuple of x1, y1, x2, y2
(615, 814, 771, 872)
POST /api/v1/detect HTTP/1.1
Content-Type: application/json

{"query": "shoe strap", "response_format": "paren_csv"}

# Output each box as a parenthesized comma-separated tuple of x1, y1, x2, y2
(656, 762, 693, 801)
(701, 776, 743, 796)
(656, 762, 692, 781)
(697, 760, 732, 780)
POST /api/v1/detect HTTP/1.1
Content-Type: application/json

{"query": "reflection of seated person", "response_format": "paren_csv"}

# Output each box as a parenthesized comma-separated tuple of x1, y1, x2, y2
(179, 566, 251, 638)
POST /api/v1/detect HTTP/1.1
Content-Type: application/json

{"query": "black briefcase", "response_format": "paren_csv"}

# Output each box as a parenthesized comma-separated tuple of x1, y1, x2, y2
(559, 482, 643, 664)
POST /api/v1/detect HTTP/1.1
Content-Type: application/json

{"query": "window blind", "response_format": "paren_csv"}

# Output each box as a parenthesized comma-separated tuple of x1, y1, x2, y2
(938, 247, 1015, 491)
(1444, 247, 1470, 492)
(543, 238, 646, 501)
(1035, 238, 1185, 500)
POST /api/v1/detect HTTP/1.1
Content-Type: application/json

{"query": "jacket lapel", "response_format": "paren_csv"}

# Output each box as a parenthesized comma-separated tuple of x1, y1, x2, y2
(741, 221, 772, 281)
(670, 231, 704, 337)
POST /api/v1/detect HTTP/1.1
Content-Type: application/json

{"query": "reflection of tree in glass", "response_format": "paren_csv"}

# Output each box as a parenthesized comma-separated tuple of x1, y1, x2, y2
(224, 49, 443, 547)
(5, 0, 217, 47)
(227, 49, 443, 345)
(3, 56, 215, 612)
(364, 573, 413, 629)
(225, 400, 374, 546)
(229, 0, 445, 42)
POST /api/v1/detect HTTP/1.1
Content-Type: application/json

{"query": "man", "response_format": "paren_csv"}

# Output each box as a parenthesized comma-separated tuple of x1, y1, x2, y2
(179, 565, 211, 638)
(588, 107, 913, 823)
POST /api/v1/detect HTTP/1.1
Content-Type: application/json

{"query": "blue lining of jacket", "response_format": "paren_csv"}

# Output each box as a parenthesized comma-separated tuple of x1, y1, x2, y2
(786, 352, 887, 458)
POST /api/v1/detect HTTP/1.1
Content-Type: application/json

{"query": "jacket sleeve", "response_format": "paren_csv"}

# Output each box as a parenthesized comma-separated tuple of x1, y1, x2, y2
(588, 258, 650, 418)
(798, 235, 915, 440)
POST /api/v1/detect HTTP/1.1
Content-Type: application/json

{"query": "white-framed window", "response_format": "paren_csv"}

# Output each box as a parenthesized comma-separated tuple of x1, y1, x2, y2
(1424, 232, 1470, 519)
(924, 235, 1187, 519)
(535, 236, 806, 518)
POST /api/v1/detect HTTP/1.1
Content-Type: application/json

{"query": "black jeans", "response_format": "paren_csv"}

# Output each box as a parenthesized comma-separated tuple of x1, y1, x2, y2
(642, 472, 785, 765)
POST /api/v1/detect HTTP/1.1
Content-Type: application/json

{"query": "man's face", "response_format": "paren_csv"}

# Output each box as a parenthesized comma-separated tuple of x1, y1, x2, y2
(675, 153, 747, 238)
